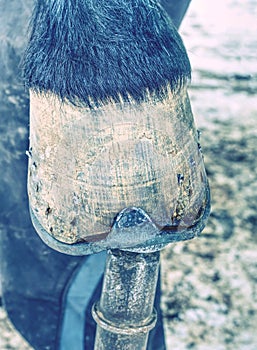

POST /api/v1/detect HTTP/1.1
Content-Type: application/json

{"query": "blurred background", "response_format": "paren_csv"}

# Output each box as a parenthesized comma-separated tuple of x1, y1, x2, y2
(162, 0, 257, 349)
(1, 0, 257, 349)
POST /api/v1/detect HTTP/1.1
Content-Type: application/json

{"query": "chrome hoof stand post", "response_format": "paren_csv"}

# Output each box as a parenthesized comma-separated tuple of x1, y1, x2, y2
(92, 249, 159, 350)
(90, 207, 162, 349)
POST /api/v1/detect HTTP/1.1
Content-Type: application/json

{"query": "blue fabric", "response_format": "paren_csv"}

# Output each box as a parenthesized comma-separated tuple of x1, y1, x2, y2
(60, 252, 106, 350)
(160, 0, 191, 28)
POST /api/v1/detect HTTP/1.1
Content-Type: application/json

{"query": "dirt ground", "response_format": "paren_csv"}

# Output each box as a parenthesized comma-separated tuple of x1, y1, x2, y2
(1, 0, 257, 349)
(162, 114, 257, 350)
(161, 1, 257, 348)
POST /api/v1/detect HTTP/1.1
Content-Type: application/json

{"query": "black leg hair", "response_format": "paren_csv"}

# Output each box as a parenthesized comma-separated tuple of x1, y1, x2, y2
(23, 0, 191, 107)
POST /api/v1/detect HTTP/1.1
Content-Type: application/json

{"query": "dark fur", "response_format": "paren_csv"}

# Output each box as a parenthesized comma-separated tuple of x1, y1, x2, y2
(23, 0, 191, 107)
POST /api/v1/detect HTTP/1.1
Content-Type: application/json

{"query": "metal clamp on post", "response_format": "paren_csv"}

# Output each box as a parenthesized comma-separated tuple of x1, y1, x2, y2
(92, 302, 157, 336)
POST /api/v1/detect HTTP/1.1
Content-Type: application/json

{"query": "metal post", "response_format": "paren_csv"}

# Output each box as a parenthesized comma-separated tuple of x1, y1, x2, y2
(92, 249, 160, 350)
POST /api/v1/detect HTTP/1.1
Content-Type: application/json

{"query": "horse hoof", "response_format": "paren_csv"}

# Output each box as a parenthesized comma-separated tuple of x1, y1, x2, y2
(28, 87, 210, 254)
